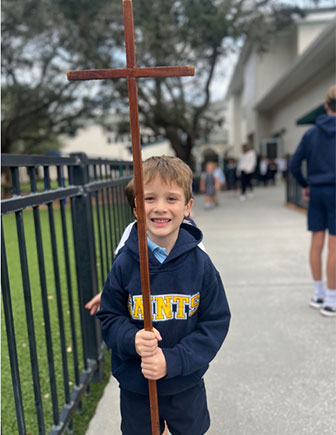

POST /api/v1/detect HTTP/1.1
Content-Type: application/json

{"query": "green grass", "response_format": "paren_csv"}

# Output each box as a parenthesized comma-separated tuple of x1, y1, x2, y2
(1, 200, 131, 434)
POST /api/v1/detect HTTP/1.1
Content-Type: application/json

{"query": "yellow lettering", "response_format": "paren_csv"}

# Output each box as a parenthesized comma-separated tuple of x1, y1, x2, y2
(190, 293, 200, 316)
(133, 296, 144, 319)
(154, 296, 173, 320)
(128, 294, 132, 316)
(173, 295, 189, 319)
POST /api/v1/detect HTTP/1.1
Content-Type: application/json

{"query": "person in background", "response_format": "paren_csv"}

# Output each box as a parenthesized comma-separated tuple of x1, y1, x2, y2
(213, 161, 225, 204)
(237, 144, 257, 201)
(289, 84, 336, 317)
(225, 158, 237, 195)
(267, 159, 278, 185)
(199, 160, 221, 209)
(276, 155, 288, 181)
(259, 156, 269, 186)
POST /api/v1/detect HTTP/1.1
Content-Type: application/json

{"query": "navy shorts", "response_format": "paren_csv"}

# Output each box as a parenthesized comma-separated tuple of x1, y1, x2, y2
(308, 185, 336, 235)
(120, 379, 210, 435)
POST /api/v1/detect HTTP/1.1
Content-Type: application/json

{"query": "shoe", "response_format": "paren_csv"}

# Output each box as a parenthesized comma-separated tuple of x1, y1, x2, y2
(320, 306, 336, 317)
(309, 298, 324, 309)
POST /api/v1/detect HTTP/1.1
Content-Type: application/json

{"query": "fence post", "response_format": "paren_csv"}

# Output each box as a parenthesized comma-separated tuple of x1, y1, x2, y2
(69, 153, 104, 381)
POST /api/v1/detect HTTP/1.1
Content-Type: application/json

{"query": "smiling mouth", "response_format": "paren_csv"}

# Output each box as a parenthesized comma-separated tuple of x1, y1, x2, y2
(151, 218, 171, 223)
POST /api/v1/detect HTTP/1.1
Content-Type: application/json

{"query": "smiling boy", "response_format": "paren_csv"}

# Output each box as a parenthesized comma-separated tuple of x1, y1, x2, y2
(97, 156, 231, 435)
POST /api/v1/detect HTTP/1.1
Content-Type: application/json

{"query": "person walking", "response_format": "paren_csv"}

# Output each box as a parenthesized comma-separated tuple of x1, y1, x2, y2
(238, 144, 257, 200)
(289, 84, 336, 317)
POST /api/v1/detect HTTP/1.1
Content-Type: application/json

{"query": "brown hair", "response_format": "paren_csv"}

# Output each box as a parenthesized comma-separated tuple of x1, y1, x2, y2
(125, 179, 135, 210)
(127, 156, 193, 205)
(325, 85, 336, 113)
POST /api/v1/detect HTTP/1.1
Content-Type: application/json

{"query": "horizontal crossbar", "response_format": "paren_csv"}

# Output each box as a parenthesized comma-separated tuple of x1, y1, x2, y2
(1, 177, 132, 215)
(1, 187, 80, 214)
(67, 66, 195, 81)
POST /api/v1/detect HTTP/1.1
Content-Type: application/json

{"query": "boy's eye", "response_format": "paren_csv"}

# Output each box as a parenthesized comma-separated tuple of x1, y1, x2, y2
(144, 196, 154, 202)
(168, 197, 177, 202)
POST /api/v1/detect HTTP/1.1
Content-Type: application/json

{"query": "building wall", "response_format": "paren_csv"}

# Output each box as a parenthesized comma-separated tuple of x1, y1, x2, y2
(242, 52, 258, 139)
(61, 124, 174, 161)
(227, 92, 244, 157)
(61, 125, 132, 160)
(225, 10, 335, 159)
(256, 31, 296, 102)
(297, 16, 332, 54)
(265, 64, 334, 155)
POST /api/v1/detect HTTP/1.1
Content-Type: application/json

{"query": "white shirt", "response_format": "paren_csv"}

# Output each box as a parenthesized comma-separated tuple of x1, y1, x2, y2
(238, 150, 257, 174)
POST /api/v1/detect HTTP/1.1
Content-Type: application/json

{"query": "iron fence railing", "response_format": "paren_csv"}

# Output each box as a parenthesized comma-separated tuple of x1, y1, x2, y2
(1, 153, 134, 434)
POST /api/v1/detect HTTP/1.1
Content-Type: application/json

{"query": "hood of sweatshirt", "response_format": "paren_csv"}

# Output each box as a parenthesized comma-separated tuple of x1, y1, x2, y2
(124, 221, 203, 269)
(316, 114, 336, 137)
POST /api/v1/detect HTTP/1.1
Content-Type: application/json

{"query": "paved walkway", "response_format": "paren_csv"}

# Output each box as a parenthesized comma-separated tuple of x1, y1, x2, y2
(87, 183, 336, 435)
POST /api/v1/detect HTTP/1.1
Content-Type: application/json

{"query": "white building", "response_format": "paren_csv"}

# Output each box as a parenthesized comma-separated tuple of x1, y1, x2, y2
(61, 123, 174, 161)
(225, 9, 336, 159)
(192, 99, 228, 174)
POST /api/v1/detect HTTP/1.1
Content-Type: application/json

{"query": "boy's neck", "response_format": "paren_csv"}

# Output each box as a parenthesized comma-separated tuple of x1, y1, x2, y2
(147, 231, 179, 255)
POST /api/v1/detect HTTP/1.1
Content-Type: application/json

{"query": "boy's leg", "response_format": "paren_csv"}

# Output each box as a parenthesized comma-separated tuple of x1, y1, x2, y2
(309, 231, 325, 281)
(120, 388, 165, 435)
(240, 172, 247, 199)
(326, 234, 336, 290)
(247, 173, 253, 191)
(309, 231, 326, 308)
(321, 233, 336, 317)
(161, 380, 210, 435)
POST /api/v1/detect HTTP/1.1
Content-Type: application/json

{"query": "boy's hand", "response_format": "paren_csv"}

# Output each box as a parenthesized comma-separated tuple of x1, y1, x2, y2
(302, 186, 310, 200)
(135, 328, 162, 357)
(84, 293, 102, 316)
(141, 348, 167, 380)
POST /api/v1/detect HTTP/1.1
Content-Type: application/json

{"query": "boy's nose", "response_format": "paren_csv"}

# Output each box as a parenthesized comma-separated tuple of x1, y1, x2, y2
(153, 199, 167, 212)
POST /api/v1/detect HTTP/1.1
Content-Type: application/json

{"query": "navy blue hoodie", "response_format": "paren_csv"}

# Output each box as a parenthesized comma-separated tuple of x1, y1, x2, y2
(289, 114, 336, 187)
(97, 223, 231, 396)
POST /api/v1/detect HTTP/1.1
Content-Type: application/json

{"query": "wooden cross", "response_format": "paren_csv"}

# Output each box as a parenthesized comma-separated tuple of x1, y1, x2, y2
(67, 1, 194, 434)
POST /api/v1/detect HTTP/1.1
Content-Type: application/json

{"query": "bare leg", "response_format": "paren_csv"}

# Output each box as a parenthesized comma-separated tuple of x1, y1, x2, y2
(309, 231, 325, 281)
(327, 234, 336, 289)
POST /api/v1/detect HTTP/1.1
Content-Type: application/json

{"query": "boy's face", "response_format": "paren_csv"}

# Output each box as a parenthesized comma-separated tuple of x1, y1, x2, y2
(142, 176, 193, 253)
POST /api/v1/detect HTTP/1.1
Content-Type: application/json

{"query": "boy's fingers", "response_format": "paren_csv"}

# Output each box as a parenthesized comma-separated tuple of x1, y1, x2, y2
(141, 331, 156, 340)
(152, 327, 162, 341)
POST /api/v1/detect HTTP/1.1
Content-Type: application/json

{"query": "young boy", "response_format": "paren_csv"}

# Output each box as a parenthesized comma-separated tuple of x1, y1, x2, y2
(289, 85, 336, 317)
(97, 156, 231, 434)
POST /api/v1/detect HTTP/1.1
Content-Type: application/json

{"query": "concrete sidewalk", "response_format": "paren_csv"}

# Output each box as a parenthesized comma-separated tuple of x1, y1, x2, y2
(87, 184, 336, 435)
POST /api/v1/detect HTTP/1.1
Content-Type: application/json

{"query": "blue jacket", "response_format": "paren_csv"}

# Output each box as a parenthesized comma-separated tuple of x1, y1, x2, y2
(97, 223, 231, 396)
(289, 114, 336, 187)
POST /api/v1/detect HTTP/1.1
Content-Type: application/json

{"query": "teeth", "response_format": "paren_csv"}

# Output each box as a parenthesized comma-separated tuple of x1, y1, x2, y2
(153, 219, 169, 222)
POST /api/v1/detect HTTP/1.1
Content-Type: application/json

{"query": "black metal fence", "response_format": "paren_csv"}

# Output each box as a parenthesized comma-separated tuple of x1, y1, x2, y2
(1, 153, 134, 434)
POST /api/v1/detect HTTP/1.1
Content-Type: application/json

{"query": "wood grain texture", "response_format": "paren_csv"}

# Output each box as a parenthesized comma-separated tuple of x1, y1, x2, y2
(67, 66, 194, 81)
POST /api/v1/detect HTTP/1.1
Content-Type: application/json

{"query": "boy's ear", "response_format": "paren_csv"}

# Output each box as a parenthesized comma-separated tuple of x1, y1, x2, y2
(184, 198, 194, 217)
(133, 198, 137, 218)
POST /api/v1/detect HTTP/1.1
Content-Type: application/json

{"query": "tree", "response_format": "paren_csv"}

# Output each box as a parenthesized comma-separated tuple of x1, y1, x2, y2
(2, 0, 303, 162)
(1, 0, 119, 154)
(109, 0, 304, 166)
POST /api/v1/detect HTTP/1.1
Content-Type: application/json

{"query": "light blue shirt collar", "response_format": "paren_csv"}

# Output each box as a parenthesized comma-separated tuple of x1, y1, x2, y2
(147, 237, 168, 263)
